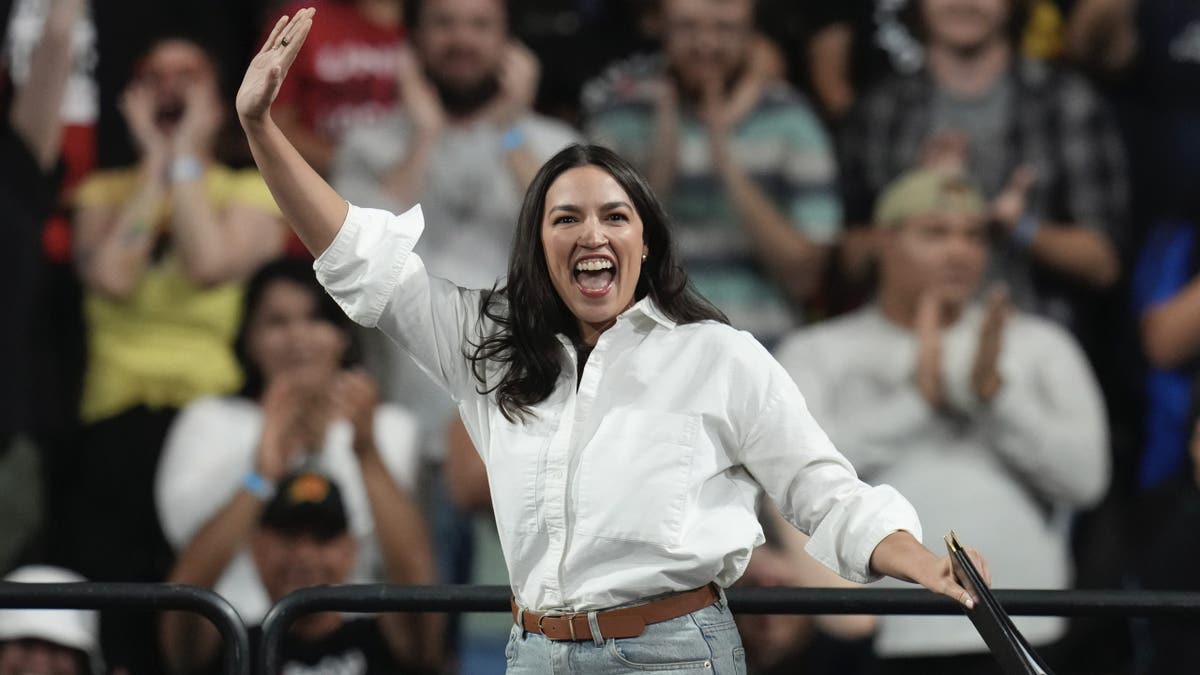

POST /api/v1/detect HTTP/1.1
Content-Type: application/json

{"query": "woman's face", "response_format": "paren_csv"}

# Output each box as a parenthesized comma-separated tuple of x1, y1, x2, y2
(245, 280, 347, 385)
(136, 39, 219, 134)
(540, 166, 648, 345)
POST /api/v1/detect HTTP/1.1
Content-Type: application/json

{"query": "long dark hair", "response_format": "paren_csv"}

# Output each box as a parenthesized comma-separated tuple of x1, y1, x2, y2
(234, 258, 361, 399)
(468, 144, 727, 422)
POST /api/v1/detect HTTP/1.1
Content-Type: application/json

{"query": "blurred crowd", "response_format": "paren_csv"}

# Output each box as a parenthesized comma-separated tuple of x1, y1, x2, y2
(2, 0, 1199, 673)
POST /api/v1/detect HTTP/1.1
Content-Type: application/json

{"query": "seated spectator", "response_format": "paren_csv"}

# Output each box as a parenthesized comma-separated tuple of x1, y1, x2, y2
(774, 169, 1109, 673)
(0, 566, 101, 675)
(161, 470, 440, 674)
(839, 0, 1127, 323)
(0, 0, 84, 572)
(59, 32, 285, 601)
(583, 0, 839, 346)
(155, 258, 421, 626)
(333, 0, 578, 461)
(265, 0, 406, 175)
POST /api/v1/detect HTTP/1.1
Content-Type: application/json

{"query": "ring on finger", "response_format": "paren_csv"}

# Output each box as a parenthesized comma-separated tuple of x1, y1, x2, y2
(280, 36, 291, 47)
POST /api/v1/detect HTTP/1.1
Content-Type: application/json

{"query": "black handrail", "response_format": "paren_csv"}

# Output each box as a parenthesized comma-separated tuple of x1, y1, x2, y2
(260, 584, 1200, 674)
(0, 582, 249, 675)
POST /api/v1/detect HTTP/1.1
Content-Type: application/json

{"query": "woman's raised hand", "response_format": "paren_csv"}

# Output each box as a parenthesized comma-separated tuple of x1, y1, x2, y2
(236, 8, 315, 124)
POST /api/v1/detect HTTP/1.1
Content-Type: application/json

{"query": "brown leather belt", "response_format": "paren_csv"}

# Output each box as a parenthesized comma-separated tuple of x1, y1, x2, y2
(511, 584, 720, 641)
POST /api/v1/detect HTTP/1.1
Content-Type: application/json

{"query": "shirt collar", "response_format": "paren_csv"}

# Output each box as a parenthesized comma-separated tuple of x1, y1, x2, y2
(554, 296, 677, 350)
(621, 296, 676, 330)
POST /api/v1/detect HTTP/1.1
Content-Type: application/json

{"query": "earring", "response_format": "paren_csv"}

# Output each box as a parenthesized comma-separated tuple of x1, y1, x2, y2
(642, 251, 648, 263)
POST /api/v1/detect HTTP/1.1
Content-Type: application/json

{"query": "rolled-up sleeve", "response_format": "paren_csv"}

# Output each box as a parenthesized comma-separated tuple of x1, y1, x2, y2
(314, 203, 484, 400)
(739, 347, 923, 584)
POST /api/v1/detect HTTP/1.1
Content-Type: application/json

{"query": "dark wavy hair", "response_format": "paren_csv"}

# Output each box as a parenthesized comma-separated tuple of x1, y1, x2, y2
(468, 144, 728, 422)
(234, 258, 361, 399)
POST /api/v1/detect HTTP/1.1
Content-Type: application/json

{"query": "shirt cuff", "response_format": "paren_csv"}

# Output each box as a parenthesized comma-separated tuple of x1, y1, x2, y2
(804, 484, 923, 585)
(313, 202, 425, 328)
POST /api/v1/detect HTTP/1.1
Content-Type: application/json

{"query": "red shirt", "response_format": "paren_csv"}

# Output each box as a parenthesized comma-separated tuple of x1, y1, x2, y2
(269, 0, 405, 142)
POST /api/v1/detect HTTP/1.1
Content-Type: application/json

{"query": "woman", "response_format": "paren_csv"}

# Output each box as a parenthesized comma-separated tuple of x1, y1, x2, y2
(59, 35, 287, 674)
(236, 10, 989, 672)
(155, 258, 421, 627)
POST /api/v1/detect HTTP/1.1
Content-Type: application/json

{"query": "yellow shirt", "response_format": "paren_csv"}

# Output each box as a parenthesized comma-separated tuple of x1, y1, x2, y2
(74, 165, 280, 423)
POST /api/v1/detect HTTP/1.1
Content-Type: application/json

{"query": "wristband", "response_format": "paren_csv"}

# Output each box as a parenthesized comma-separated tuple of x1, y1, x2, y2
(168, 155, 205, 183)
(500, 126, 526, 152)
(1013, 212, 1041, 249)
(243, 470, 276, 501)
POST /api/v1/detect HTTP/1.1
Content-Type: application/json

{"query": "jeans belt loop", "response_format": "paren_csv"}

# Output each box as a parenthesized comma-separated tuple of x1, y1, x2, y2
(586, 610, 604, 647)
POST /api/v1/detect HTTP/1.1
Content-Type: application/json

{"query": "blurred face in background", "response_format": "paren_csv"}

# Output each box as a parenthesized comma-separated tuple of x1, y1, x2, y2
(880, 212, 988, 311)
(134, 39, 219, 134)
(414, 0, 508, 112)
(244, 279, 348, 387)
(0, 639, 86, 675)
(662, 0, 755, 95)
(252, 530, 357, 602)
(920, 0, 1012, 52)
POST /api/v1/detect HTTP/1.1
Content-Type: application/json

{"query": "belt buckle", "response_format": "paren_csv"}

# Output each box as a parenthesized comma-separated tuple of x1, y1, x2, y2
(537, 612, 579, 641)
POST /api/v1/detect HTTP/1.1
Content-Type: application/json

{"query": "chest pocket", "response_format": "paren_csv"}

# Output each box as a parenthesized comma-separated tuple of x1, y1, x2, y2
(487, 415, 553, 535)
(575, 410, 700, 547)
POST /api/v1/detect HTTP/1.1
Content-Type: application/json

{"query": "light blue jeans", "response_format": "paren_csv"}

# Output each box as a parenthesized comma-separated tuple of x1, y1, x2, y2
(504, 592, 746, 674)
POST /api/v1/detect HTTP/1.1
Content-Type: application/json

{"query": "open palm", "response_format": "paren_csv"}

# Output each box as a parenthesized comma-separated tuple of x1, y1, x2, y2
(236, 7, 315, 123)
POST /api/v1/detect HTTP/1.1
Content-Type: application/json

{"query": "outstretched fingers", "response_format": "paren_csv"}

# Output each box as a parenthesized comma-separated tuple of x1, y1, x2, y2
(279, 8, 315, 51)
(260, 14, 288, 54)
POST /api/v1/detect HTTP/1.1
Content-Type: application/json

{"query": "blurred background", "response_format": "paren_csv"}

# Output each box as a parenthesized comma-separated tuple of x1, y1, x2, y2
(1, 0, 1197, 673)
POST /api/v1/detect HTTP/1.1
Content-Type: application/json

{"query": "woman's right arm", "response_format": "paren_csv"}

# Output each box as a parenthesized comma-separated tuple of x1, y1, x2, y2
(236, 8, 345, 257)
(236, 9, 483, 399)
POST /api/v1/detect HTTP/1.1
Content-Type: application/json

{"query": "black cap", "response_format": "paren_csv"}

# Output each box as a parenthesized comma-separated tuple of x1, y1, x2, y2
(259, 471, 349, 541)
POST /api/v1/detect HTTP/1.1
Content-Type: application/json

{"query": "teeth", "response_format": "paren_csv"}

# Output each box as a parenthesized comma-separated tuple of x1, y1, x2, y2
(574, 259, 614, 272)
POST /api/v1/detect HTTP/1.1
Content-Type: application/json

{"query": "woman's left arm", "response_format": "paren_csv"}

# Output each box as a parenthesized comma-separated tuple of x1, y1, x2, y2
(736, 335, 986, 604)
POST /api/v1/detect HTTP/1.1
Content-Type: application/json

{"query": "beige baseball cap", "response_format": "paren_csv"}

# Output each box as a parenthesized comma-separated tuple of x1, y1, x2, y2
(873, 169, 987, 230)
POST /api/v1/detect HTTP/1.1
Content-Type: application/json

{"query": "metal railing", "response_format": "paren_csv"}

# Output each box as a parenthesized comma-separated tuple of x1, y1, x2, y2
(7, 582, 1200, 674)
(0, 582, 249, 675)
(260, 584, 1200, 674)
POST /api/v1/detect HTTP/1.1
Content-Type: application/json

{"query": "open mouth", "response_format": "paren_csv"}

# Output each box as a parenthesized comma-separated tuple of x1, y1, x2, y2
(156, 101, 185, 127)
(573, 255, 616, 298)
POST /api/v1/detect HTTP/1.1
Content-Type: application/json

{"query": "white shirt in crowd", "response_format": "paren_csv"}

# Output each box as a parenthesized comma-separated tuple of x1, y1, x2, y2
(155, 396, 421, 624)
(314, 202, 923, 612)
(775, 305, 1109, 656)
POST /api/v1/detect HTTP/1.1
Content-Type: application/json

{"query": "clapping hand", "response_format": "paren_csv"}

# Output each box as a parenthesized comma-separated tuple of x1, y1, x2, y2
(236, 8, 315, 124)
(970, 285, 1011, 403)
(914, 290, 946, 409)
(396, 47, 446, 137)
(120, 81, 167, 159)
(257, 374, 310, 481)
(174, 83, 223, 155)
(487, 41, 540, 129)
(331, 369, 380, 456)
(991, 165, 1037, 232)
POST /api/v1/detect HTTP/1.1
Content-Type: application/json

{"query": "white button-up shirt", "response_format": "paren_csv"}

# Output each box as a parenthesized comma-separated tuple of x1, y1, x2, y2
(315, 203, 923, 612)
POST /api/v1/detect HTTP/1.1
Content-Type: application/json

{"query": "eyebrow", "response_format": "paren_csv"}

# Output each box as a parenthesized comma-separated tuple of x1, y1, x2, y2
(547, 201, 633, 214)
